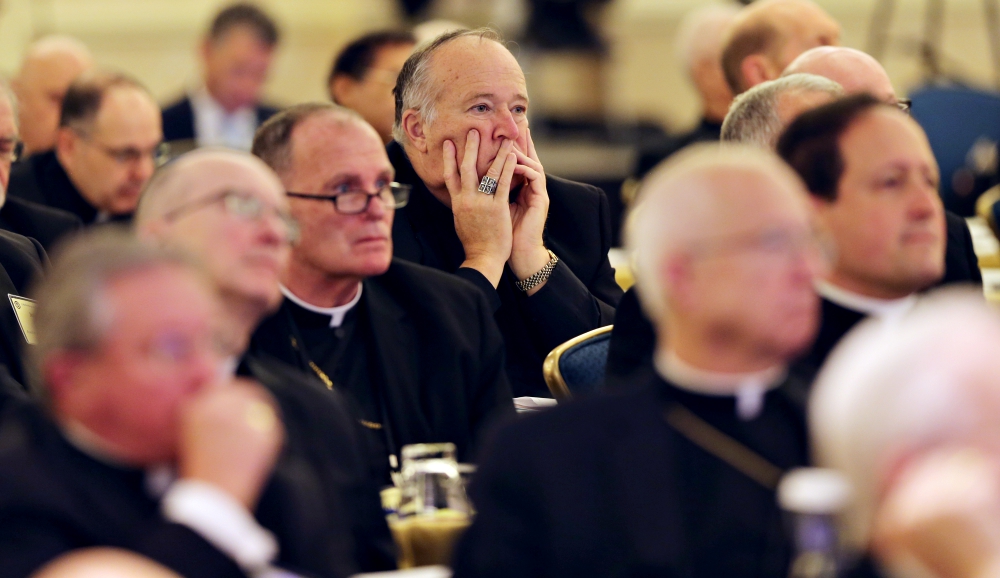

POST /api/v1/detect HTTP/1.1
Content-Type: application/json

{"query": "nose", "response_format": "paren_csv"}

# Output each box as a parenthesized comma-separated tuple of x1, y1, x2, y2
(908, 178, 942, 221)
(493, 108, 520, 142)
(363, 191, 389, 220)
(132, 156, 156, 185)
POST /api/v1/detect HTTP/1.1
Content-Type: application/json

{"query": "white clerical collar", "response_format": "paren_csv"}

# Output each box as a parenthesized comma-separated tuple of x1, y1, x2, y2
(816, 280, 917, 319)
(280, 283, 363, 328)
(654, 349, 786, 421)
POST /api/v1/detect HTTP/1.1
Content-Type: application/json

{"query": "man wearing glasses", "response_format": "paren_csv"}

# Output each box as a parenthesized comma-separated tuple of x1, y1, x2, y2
(8, 72, 163, 225)
(250, 103, 514, 484)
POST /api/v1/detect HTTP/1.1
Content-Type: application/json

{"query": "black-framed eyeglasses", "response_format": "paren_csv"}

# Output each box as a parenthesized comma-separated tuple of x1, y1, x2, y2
(0, 138, 22, 164)
(286, 182, 411, 215)
(163, 189, 300, 244)
(74, 129, 171, 167)
(896, 98, 912, 114)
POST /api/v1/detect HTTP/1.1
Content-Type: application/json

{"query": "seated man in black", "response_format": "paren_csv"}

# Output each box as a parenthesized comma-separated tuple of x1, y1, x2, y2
(248, 103, 514, 482)
(134, 148, 396, 574)
(453, 144, 824, 577)
(0, 79, 81, 250)
(8, 72, 162, 225)
(389, 28, 622, 397)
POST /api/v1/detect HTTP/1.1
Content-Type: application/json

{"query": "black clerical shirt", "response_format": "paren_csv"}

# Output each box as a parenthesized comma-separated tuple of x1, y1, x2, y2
(7, 151, 131, 225)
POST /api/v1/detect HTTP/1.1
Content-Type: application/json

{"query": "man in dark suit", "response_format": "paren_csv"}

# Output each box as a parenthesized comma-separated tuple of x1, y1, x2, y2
(161, 3, 280, 152)
(248, 103, 513, 483)
(0, 80, 82, 251)
(8, 72, 162, 225)
(453, 144, 825, 577)
(390, 28, 622, 397)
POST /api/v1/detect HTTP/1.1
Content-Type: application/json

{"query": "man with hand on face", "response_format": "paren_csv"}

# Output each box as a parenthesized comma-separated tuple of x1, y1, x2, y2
(390, 28, 622, 397)
(134, 148, 396, 575)
(249, 103, 513, 483)
(8, 73, 162, 225)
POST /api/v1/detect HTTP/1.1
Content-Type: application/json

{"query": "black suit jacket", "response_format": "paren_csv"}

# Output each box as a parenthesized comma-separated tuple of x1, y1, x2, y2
(452, 372, 810, 578)
(161, 96, 279, 145)
(7, 151, 115, 225)
(942, 210, 982, 286)
(0, 196, 82, 252)
(0, 231, 46, 389)
(251, 258, 515, 470)
(0, 354, 396, 578)
(388, 142, 622, 397)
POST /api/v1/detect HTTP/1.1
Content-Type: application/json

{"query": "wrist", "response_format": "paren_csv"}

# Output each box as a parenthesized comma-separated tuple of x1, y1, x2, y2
(461, 254, 506, 288)
(510, 245, 550, 280)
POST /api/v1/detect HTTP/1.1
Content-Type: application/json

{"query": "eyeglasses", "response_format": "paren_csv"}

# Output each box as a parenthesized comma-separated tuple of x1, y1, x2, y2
(689, 227, 835, 266)
(286, 182, 411, 215)
(896, 98, 912, 114)
(0, 138, 22, 163)
(163, 190, 300, 244)
(75, 130, 171, 167)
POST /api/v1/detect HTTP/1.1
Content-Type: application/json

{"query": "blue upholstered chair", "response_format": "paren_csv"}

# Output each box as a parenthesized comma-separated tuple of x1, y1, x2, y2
(542, 325, 614, 400)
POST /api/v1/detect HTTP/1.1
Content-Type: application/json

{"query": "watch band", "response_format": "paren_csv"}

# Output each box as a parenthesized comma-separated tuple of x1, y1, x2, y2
(516, 250, 559, 292)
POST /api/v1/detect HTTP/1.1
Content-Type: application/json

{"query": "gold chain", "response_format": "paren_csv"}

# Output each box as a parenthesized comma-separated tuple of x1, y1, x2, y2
(292, 336, 384, 431)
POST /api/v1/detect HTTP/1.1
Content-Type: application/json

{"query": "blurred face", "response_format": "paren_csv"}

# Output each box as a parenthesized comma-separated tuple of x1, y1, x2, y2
(331, 42, 414, 144)
(819, 109, 945, 298)
(772, 2, 841, 70)
(52, 265, 224, 465)
(0, 94, 16, 201)
(283, 115, 395, 281)
(203, 27, 274, 112)
(150, 157, 293, 313)
(58, 86, 162, 215)
(406, 37, 529, 191)
(674, 171, 822, 361)
(13, 52, 91, 156)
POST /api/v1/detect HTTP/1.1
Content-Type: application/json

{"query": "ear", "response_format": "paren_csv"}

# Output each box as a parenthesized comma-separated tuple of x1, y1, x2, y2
(54, 127, 77, 167)
(661, 253, 692, 306)
(740, 54, 778, 90)
(199, 38, 213, 63)
(329, 75, 353, 105)
(42, 351, 85, 415)
(401, 109, 427, 154)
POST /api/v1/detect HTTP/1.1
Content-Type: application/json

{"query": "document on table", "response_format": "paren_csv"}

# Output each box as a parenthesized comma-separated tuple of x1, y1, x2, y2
(514, 397, 558, 413)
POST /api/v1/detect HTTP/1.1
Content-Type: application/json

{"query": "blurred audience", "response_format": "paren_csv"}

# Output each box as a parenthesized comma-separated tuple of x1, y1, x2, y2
(161, 3, 280, 152)
(778, 95, 945, 378)
(328, 30, 416, 144)
(390, 28, 621, 397)
(721, 0, 840, 95)
(8, 73, 162, 225)
(722, 73, 843, 148)
(453, 144, 823, 577)
(811, 291, 1000, 578)
(31, 549, 182, 578)
(0, 229, 392, 577)
(135, 148, 396, 574)
(248, 103, 513, 482)
(11, 35, 93, 158)
(633, 3, 740, 178)
(0, 81, 81, 251)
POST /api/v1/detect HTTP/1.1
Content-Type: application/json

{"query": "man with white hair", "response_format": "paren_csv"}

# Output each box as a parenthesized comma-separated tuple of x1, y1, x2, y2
(781, 45, 982, 287)
(634, 3, 740, 176)
(389, 28, 621, 397)
(11, 35, 93, 158)
(810, 290, 1000, 578)
(452, 144, 825, 577)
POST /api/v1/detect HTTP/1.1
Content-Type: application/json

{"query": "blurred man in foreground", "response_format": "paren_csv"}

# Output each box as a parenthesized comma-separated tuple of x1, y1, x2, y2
(0, 228, 393, 577)
(8, 73, 162, 225)
(328, 30, 415, 144)
(135, 148, 396, 573)
(782, 45, 982, 287)
(249, 104, 513, 482)
(11, 35, 93, 158)
(162, 3, 280, 151)
(721, 0, 840, 95)
(811, 291, 1000, 578)
(453, 144, 824, 577)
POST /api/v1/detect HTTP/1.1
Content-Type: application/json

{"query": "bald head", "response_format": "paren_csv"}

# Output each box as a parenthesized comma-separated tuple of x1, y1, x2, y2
(784, 46, 897, 103)
(31, 549, 182, 578)
(676, 4, 741, 121)
(721, 0, 840, 95)
(13, 35, 94, 156)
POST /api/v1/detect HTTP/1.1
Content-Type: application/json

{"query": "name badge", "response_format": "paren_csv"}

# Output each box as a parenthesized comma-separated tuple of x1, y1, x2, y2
(8, 294, 36, 345)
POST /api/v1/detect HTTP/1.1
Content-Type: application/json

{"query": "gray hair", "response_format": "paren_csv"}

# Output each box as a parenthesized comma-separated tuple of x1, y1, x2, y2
(392, 27, 503, 144)
(29, 227, 201, 400)
(0, 78, 18, 129)
(721, 73, 844, 148)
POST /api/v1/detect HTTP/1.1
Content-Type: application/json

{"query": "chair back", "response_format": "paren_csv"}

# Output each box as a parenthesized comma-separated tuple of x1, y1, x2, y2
(543, 325, 614, 400)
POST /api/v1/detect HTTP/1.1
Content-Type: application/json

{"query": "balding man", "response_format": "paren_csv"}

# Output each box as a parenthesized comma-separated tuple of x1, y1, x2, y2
(11, 36, 93, 158)
(721, 0, 840, 95)
(390, 28, 621, 397)
(8, 73, 162, 225)
(248, 103, 513, 482)
(722, 73, 843, 148)
(453, 145, 824, 578)
(781, 46, 982, 287)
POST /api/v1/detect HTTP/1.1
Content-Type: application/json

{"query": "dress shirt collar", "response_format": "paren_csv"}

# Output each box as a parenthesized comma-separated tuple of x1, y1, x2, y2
(816, 280, 917, 319)
(280, 283, 363, 328)
(189, 86, 257, 151)
(654, 349, 786, 420)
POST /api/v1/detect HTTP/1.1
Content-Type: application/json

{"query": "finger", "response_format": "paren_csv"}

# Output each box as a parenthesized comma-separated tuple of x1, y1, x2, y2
(494, 152, 518, 204)
(459, 130, 480, 191)
(512, 147, 543, 172)
(486, 139, 515, 180)
(513, 164, 543, 183)
(443, 140, 461, 195)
